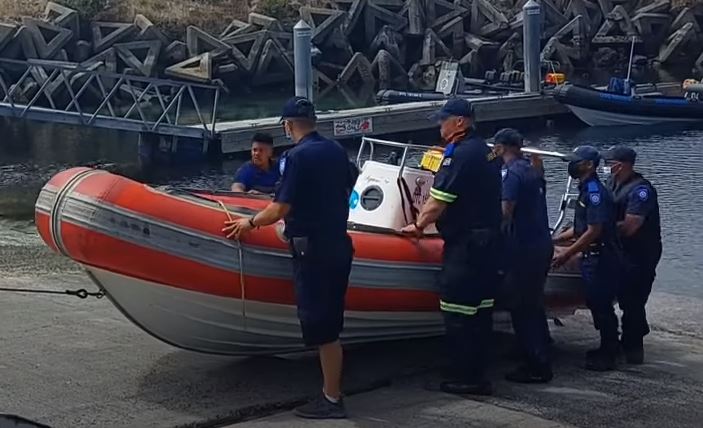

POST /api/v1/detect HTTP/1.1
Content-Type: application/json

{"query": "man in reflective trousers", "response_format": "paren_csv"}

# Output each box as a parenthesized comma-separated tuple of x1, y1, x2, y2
(402, 98, 502, 395)
(603, 145, 662, 364)
(223, 96, 358, 419)
(493, 128, 553, 383)
(552, 146, 621, 371)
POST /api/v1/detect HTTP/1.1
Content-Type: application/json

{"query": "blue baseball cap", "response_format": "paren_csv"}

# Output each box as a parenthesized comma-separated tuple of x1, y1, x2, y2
(428, 98, 473, 122)
(279, 96, 317, 122)
(564, 145, 601, 165)
(493, 128, 523, 147)
(602, 145, 636, 164)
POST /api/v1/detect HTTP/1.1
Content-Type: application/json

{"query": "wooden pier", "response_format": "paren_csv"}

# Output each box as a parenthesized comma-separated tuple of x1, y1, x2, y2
(213, 91, 569, 154)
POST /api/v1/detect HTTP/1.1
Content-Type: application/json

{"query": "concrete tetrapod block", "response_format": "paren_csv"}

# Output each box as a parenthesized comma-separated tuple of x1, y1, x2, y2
(134, 14, 170, 46)
(657, 22, 695, 63)
(186, 25, 230, 57)
(427, 0, 469, 31)
(363, 2, 408, 44)
(225, 30, 274, 73)
(43, 1, 79, 38)
(248, 13, 283, 32)
(81, 47, 118, 73)
(0, 23, 18, 53)
(369, 25, 404, 63)
(22, 17, 73, 60)
(371, 49, 407, 89)
(164, 41, 187, 63)
(672, 7, 701, 33)
(92, 22, 138, 52)
(114, 40, 162, 76)
(165, 52, 213, 83)
(470, 0, 509, 38)
(421, 29, 453, 65)
(251, 38, 294, 86)
(299, 7, 348, 45)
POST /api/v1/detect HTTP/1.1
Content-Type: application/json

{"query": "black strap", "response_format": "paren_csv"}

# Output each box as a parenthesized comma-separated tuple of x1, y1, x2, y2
(397, 176, 419, 224)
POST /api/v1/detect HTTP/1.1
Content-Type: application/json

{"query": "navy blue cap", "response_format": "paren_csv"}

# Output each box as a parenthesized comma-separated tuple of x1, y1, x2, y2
(493, 128, 523, 147)
(564, 145, 601, 165)
(279, 96, 317, 122)
(428, 98, 473, 121)
(602, 145, 636, 163)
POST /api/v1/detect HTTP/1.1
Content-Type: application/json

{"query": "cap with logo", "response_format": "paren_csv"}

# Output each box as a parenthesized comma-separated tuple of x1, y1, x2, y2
(279, 96, 317, 122)
(428, 98, 473, 122)
(563, 145, 601, 166)
(601, 145, 637, 164)
(493, 128, 524, 147)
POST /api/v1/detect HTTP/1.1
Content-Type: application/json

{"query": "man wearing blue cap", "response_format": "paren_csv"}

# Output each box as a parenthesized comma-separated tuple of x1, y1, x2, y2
(401, 98, 502, 395)
(603, 145, 661, 364)
(223, 96, 358, 419)
(553, 146, 621, 371)
(493, 128, 553, 383)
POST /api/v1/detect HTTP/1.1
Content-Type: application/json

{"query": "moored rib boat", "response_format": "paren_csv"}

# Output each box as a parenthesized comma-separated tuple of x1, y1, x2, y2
(34, 137, 584, 355)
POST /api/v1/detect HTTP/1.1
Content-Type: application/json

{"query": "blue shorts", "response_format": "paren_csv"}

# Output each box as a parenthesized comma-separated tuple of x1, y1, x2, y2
(290, 235, 353, 346)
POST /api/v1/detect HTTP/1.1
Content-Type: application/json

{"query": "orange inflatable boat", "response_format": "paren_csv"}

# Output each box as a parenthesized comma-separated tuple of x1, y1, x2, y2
(34, 138, 583, 355)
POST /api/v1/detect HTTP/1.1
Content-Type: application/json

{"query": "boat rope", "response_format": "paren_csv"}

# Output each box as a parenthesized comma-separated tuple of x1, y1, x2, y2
(218, 200, 248, 331)
(0, 286, 104, 299)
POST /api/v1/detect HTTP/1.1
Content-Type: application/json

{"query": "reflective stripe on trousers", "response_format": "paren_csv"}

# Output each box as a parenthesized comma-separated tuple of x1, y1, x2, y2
(439, 299, 495, 316)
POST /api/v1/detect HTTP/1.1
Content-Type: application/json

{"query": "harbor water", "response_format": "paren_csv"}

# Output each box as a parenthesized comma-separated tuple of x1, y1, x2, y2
(0, 117, 701, 299)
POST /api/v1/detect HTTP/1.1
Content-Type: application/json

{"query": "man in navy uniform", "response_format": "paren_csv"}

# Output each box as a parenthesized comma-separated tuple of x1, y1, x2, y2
(231, 132, 280, 194)
(493, 128, 553, 383)
(401, 98, 502, 395)
(223, 97, 357, 419)
(553, 146, 621, 371)
(602, 145, 661, 364)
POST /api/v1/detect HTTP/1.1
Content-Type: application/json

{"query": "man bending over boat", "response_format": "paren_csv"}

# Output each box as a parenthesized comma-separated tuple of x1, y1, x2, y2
(231, 132, 280, 194)
(223, 97, 358, 419)
(401, 98, 502, 395)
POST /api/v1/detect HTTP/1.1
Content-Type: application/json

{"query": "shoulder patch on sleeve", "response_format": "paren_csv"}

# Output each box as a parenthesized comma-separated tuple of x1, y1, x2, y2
(279, 156, 286, 175)
(589, 192, 601, 205)
(442, 157, 452, 167)
(635, 186, 649, 201)
(501, 168, 508, 181)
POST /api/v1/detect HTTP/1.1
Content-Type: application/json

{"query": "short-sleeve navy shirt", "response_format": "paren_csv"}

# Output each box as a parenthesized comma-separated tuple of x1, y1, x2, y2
(501, 157, 551, 246)
(274, 132, 357, 238)
(233, 161, 280, 193)
(573, 176, 617, 246)
(430, 134, 502, 241)
(608, 173, 661, 257)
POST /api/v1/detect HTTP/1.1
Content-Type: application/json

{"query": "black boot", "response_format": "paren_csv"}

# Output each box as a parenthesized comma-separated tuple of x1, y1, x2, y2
(622, 337, 645, 364)
(440, 379, 493, 396)
(505, 363, 553, 384)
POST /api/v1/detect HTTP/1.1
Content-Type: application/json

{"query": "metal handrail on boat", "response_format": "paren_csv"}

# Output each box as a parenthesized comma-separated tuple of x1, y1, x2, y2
(358, 136, 577, 236)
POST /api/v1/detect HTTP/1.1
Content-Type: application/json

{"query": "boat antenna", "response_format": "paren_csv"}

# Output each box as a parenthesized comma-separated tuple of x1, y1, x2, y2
(626, 35, 636, 82)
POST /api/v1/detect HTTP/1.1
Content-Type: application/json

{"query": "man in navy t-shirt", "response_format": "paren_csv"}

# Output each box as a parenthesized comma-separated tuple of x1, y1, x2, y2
(231, 133, 280, 194)
(493, 128, 553, 384)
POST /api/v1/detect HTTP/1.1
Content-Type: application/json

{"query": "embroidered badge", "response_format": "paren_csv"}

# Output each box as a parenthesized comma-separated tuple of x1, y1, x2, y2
(442, 157, 452, 166)
(637, 188, 649, 201)
(589, 193, 601, 205)
(501, 169, 507, 180)
(279, 157, 286, 175)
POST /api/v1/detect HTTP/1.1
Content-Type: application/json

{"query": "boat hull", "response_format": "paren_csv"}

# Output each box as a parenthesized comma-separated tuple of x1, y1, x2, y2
(35, 168, 584, 355)
(555, 84, 703, 127)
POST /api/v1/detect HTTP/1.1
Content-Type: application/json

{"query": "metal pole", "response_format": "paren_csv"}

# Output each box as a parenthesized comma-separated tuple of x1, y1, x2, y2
(293, 20, 313, 102)
(522, 0, 542, 93)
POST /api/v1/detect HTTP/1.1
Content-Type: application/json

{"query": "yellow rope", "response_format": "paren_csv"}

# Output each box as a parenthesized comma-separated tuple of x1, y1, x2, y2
(217, 200, 248, 331)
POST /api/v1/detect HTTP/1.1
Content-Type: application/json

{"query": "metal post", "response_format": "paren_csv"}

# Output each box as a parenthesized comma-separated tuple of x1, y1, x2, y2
(522, 0, 542, 93)
(293, 20, 313, 102)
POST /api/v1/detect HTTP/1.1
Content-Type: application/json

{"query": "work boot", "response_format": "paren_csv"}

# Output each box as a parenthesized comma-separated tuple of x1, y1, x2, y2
(505, 364, 553, 384)
(293, 394, 347, 419)
(621, 337, 645, 364)
(440, 380, 493, 396)
(585, 349, 617, 372)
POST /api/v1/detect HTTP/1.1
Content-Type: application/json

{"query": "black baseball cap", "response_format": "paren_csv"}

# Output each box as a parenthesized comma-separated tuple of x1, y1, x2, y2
(602, 145, 637, 164)
(493, 128, 523, 147)
(279, 96, 317, 122)
(428, 98, 473, 121)
(563, 145, 601, 165)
